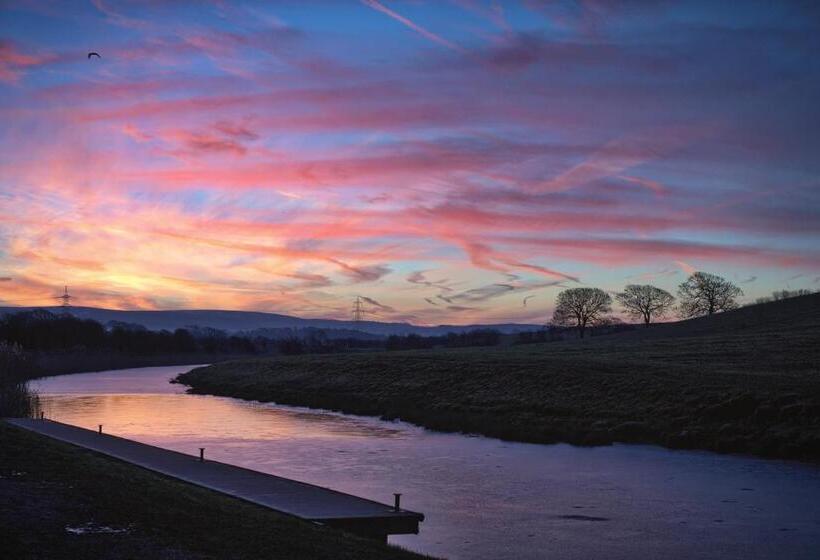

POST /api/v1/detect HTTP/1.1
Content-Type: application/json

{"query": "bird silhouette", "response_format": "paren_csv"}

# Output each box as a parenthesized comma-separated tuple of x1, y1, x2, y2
(87, 52, 101, 59)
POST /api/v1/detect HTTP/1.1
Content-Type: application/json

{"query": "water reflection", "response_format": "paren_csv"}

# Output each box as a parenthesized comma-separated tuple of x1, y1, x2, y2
(35, 366, 820, 560)
(39, 393, 406, 441)
(33, 366, 195, 395)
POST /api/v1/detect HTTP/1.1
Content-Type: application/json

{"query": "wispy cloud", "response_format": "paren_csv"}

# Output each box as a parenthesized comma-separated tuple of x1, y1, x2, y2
(330, 259, 392, 283)
(282, 272, 333, 288)
(361, 0, 467, 53)
(359, 295, 395, 313)
(1, 2, 817, 321)
(447, 305, 478, 312)
(0, 39, 54, 83)
(406, 270, 455, 292)
(674, 260, 697, 275)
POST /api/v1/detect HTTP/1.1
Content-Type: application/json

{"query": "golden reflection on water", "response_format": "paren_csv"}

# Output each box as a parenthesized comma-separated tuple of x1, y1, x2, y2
(34, 365, 406, 443)
(40, 393, 405, 442)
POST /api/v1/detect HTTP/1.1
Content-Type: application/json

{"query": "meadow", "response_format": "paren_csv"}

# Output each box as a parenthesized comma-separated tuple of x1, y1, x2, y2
(178, 294, 820, 462)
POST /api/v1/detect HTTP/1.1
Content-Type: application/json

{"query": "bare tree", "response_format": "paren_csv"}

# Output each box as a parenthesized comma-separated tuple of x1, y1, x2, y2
(677, 272, 742, 318)
(552, 287, 612, 338)
(616, 284, 675, 326)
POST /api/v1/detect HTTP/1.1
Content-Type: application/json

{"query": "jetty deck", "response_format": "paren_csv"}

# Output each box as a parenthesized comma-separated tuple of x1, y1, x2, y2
(6, 418, 423, 541)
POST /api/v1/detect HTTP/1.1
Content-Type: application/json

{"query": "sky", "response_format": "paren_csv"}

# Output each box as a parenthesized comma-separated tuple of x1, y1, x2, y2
(0, 1, 818, 325)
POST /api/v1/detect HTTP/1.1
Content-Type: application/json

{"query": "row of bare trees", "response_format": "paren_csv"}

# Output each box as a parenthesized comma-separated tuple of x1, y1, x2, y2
(552, 272, 744, 338)
(755, 289, 813, 305)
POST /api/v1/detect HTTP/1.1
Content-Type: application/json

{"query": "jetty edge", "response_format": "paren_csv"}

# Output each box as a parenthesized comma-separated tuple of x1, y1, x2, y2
(6, 418, 424, 542)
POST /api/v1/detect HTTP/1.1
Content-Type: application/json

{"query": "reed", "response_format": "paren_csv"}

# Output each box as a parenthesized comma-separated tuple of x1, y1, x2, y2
(0, 341, 39, 418)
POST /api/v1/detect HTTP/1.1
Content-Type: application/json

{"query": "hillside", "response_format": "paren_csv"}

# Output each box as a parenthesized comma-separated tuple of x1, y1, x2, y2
(603, 292, 820, 341)
(0, 306, 539, 338)
(178, 294, 820, 462)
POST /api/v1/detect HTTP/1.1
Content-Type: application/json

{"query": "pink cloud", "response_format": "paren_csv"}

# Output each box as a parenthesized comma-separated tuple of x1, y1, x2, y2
(532, 125, 716, 193)
(0, 39, 53, 83)
(674, 260, 697, 275)
(618, 175, 669, 195)
(494, 237, 820, 270)
(2, 3, 817, 323)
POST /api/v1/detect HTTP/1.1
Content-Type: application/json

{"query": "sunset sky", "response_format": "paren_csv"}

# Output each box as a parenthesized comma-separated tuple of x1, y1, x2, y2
(1, 1, 818, 325)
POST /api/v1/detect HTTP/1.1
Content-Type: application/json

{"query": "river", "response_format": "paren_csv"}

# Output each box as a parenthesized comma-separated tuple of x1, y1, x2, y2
(32, 365, 820, 560)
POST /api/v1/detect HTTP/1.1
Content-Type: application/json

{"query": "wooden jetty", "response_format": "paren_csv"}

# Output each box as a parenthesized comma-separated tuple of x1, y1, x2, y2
(6, 418, 424, 541)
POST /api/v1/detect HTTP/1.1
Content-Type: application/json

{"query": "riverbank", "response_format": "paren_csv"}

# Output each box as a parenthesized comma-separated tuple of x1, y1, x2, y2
(177, 295, 820, 462)
(0, 422, 428, 560)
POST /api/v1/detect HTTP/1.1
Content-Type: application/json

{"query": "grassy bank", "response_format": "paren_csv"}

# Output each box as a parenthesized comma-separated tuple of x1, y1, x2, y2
(0, 422, 428, 560)
(177, 294, 820, 462)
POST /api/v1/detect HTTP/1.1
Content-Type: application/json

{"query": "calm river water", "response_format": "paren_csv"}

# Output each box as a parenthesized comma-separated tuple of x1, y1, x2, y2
(33, 365, 820, 560)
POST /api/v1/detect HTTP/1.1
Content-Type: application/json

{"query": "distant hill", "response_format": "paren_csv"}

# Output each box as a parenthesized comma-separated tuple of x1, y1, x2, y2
(595, 292, 820, 342)
(0, 306, 541, 338)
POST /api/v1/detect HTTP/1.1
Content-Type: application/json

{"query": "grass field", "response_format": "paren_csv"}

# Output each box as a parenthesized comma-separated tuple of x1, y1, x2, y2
(0, 422, 429, 560)
(178, 294, 820, 462)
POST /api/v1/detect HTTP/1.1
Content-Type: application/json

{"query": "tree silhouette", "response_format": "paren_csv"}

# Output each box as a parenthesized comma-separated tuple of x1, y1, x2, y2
(677, 272, 742, 318)
(0, 341, 37, 417)
(552, 287, 612, 338)
(616, 284, 675, 326)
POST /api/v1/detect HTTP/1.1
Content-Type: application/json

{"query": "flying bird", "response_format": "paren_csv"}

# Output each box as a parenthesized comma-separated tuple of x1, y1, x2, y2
(87, 52, 101, 59)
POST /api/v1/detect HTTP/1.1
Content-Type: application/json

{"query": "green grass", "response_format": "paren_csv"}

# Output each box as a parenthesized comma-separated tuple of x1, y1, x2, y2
(0, 422, 430, 560)
(178, 294, 820, 462)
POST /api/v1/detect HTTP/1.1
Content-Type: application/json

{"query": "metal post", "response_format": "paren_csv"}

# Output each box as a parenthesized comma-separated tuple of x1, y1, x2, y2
(98, 424, 102, 434)
(39, 411, 44, 420)
(199, 448, 205, 462)
(394, 493, 401, 512)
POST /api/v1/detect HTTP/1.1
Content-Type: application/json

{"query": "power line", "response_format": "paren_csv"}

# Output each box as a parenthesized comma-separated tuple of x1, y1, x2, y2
(352, 296, 365, 322)
(56, 286, 73, 308)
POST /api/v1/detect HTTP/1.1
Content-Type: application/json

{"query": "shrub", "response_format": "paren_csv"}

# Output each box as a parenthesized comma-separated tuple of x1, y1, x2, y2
(0, 341, 39, 417)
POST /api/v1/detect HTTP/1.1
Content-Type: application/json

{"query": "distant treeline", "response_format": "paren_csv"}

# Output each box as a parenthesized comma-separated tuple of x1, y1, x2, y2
(0, 310, 256, 355)
(0, 310, 546, 359)
(0, 310, 396, 357)
(382, 322, 639, 351)
(755, 289, 814, 305)
(262, 328, 551, 354)
(385, 329, 502, 350)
